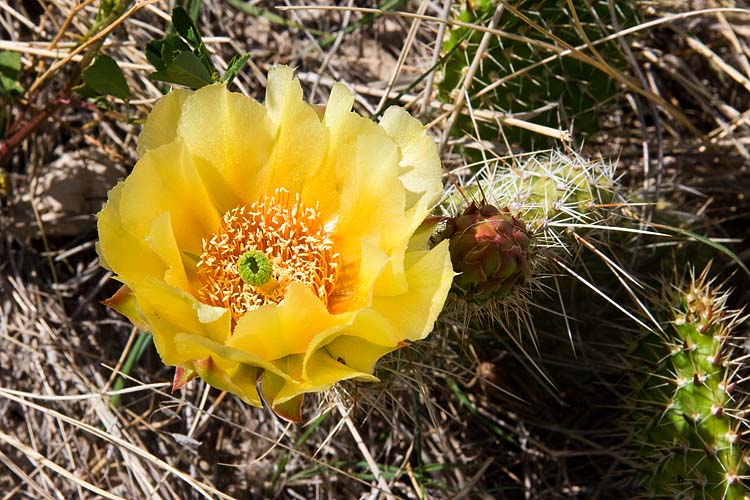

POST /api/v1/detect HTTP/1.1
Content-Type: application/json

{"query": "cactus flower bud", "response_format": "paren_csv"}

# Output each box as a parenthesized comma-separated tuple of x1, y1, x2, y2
(442, 203, 532, 301)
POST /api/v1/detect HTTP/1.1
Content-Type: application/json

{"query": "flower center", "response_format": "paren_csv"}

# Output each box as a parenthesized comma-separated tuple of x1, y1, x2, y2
(197, 188, 339, 321)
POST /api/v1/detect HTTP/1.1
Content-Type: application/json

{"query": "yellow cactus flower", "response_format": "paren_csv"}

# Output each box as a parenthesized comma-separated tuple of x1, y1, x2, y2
(98, 66, 454, 421)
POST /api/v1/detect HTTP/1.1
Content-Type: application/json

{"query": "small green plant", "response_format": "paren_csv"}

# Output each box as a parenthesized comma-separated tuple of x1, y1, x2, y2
(146, 6, 249, 89)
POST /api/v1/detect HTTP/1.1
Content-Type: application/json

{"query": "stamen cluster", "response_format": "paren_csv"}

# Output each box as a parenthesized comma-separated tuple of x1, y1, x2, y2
(197, 188, 339, 320)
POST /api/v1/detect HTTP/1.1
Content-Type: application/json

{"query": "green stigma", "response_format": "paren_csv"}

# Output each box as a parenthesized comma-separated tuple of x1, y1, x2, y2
(237, 250, 274, 286)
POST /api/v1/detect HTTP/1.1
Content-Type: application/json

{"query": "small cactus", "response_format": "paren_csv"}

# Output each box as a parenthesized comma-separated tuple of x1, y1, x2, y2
(443, 150, 617, 245)
(495, 151, 616, 231)
(627, 268, 749, 499)
(437, 202, 532, 301)
(438, 0, 638, 149)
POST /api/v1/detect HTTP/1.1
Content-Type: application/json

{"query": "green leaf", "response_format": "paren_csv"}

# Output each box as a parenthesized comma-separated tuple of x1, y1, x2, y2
(171, 6, 201, 50)
(145, 39, 166, 70)
(82, 55, 130, 100)
(184, 0, 201, 23)
(171, 6, 214, 77)
(146, 34, 191, 71)
(0, 51, 21, 79)
(221, 53, 250, 85)
(148, 51, 212, 89)
(0, 51, 23, 95)
(74, 84, 100, 100)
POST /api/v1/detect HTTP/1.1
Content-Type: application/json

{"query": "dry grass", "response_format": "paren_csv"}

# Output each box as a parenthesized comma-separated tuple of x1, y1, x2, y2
(1, 1, 749, 499)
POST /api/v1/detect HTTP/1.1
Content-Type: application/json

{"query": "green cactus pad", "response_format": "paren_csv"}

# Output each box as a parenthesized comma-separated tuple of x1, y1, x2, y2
(628, 269, 749, 499)
(438, 0, 638, 149)
(441, 150, 617, 235)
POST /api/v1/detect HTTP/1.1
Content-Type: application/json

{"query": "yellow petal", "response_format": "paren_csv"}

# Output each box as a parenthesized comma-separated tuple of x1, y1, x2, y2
(119, 140, 219, 257)
(96, 183, 167, 284)
(305, 305, 403, 376)
(228, 282, 351, 361)
(131, 278, 230, 363)
(301, 305, 400, 379)
(191, 357, 263, 407)
(301, 83, 362, 220)
(145, 212, 190, 292)
(323, 335, 400, 374)
(190, 155, 243, 215)
(328, 133, 411, 304)
(262, 66, 326, 195)
(336, 133, 405, 244)
(137, 89, 191, 156)
(371, 241, 454, 341)
(102, 284, 149, 331)
(259, 370, 304, 422)
(177, 83, 275, 208)
(173, 333, 290, 380)
(328, 238, 390, 314)
(379, 106, 443, 209)
(268, 351, 378, 407)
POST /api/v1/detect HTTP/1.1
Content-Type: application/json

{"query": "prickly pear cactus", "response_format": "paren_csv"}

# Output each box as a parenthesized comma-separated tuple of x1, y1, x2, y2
(438, 0, 637, 149)
(443, 150, 616, 239)
(628, 269, 749, 499)
(434, 150, 620, 332)
(436, 202, 532, 301)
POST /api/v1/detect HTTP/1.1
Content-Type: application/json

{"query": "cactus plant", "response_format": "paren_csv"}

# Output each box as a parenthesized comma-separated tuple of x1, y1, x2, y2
(435, 150, 621, 344)
(627, 268, 749, 499)
(438, 0, 638, 149)
(442, 150, 617, 246)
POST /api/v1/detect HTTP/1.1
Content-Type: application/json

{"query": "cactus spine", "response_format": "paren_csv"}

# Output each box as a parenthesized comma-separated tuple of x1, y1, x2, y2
(442, 150, 617, 249)
(435, 150, 619, 332)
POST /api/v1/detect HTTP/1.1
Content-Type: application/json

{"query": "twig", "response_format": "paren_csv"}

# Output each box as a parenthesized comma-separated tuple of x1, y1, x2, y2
(335, 399, 395, 500)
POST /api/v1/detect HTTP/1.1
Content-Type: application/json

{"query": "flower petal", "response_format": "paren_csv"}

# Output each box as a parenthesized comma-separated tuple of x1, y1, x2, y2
(258, 370, 304, 422)
(323, 335, 401, 374)
(301, 305, 401, 379)
(138, 89, 191, 156)
(371, 241, 454, 341)
(272, 395, 304, 423)
(131, 278, 231, 363)
(265, 351, 378, 408)
(177, 83, 275, 208)
(191, 357, 263, 407)
(228, 282, 352, 361)
(172, 366, 198, 392)
(97, 183, 167, 284)
(262, 66, 327, 195)
(301, 82, 363, 220)
(145, 212, 191, 292)
(379, 106, 443, 209)
(102, 284, 149, 330)
(119, 140, 219, 258)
